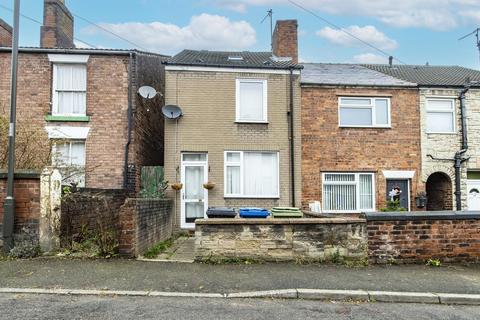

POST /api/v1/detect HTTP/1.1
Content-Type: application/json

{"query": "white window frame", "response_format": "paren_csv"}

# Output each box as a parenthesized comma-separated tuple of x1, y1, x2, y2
(322, 172, 376, 213)
(52, 63, 88, 117)
(338, 97, 391, 128)
(425, 98, 456, 134)
(52, 140, 86, 167)
(224, 151, 279, 198)
(235, 79, 268, 123)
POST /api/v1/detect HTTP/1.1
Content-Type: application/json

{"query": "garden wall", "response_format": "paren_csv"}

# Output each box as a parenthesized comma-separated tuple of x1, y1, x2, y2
(366, 211, 480, 263)
(195, 218, 367, 262)
(0, 171, 41, 248)
(118, 198, 173, 257)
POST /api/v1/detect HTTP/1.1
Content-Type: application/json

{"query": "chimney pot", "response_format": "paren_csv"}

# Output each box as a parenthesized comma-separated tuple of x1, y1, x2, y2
(272, 20, 298, 64)
(389, 56, 393, 67)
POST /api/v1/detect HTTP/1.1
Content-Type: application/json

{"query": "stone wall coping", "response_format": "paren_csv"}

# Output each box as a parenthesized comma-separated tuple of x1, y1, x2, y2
(0, 169, 41, 179)
(364, 211, 480, 221)
(195, 217, 366, 225)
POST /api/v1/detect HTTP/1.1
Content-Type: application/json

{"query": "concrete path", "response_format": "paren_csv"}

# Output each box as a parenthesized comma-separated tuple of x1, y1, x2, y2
(153, 236, 195, 262)
(0, 258, 479, 295)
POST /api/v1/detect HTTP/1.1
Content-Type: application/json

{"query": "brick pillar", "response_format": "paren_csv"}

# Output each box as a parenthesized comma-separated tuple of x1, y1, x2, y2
(40, 0, 75, 48)
(0, 19, 12, 47)
(272, 20, 298, 64)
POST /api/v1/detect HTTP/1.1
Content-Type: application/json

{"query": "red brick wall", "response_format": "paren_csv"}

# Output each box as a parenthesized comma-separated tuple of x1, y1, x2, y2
(301, 86, 424, 211)
(0, 52, 129, 189)
(367, 217, 480, 263)
(272, 20, 298, 64)
(40, 0, 74, 48)
(0, 19, 12, 47)
(0, 175, 41, 247)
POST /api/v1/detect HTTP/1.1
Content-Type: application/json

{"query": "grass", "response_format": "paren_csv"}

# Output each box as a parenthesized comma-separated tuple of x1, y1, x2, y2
(142, 232, 190, 259)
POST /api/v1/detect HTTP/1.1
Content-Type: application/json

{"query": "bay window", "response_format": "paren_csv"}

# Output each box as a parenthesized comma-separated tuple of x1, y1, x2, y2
(322, 172, 375, 212)
(225, 151, 279, 198)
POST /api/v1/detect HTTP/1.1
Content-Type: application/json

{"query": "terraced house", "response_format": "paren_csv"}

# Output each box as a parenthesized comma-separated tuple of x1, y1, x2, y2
(163, 20, 302, 229)
(0, 0, 167, 191)
(364, 64, 480, 211)
(300, 63, 424, 213)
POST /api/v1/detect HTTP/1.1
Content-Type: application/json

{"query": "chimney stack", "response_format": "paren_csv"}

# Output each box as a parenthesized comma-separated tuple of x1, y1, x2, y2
(40, 0, 74, 48)
(0, 19, 13, 47)
(272, 20, 298, 64)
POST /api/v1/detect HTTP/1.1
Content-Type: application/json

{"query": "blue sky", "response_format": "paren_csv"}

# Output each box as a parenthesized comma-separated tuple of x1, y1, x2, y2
(1, 0, 480, 68)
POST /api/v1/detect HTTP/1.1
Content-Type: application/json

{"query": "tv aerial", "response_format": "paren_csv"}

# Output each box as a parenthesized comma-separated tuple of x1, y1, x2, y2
(162, 105, 183, 120)
(459, 28, 480, 65)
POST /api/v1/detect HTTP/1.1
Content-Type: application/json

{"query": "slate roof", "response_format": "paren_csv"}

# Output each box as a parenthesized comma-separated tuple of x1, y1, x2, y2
(166, 49, 300, 69)
(301, 63, 416, 87)
(362, 64, 480, 87)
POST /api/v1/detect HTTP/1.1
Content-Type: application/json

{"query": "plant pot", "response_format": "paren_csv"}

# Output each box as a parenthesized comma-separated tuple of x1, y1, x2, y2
(171, 183, 183, 191)
(203, 182, 215, 190)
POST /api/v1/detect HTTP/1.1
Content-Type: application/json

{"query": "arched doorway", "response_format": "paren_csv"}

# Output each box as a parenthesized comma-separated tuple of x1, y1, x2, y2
(426, 172, 453, 211)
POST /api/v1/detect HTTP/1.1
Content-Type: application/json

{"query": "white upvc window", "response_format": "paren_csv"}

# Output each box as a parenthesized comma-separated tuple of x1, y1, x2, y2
(52, 140, 86, 187)
(322, 172, 375, 213)
(224, 151, 279, 198)
(338, 97, 391, 128)
(236, 79, 268, 123)
(52, 64, 87, 116)
(426, 98, 455, 133)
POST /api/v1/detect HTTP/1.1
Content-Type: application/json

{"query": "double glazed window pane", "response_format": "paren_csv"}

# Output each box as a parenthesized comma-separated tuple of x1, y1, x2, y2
(323, 173, 374, 211)
(426, 100, 455, 133)
(238, 81, 265, 122)
(339, 107, 372, 126)
(375, 99, 389, 125)
(339, 97, 389, 127)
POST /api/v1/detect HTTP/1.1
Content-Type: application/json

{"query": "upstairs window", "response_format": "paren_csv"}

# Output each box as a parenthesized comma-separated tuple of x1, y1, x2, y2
(236, 79, 267, 123)
(339, 97, 390, 127)
(322, 173, 375, 212)
(52, 64, 87, 116)
(426, 98, 455, 133)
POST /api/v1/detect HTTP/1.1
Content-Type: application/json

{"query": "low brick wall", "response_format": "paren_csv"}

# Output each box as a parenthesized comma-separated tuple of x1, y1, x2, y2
(119, 199, 173, 257)
(195, 218, 367, 262)
(60, 189, 127, 245)
(0, 171, 41, 248)
(366, 211, 480, 264)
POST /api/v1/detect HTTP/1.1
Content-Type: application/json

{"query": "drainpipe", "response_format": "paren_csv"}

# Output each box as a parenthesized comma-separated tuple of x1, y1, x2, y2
(124, 52, 135, 190)
(288, 67, 295, 207)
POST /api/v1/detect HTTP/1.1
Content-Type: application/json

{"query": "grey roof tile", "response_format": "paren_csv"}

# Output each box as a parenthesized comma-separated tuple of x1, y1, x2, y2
(301, 63, 416, 87)
(362, 64, 480, 87)
(166, 49, 300, 69)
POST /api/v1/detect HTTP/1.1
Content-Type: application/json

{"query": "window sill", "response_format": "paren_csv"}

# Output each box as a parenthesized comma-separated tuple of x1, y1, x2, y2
(224, 195, 280, 199)
(235, 121, 269, 124)
(339, 125, 391, 129)
(45, 115, 90, 122)
(426, 132, 456, 135)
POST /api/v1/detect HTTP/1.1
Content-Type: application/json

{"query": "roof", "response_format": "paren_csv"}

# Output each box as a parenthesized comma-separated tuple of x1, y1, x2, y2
(165, 49, 300, 69)
(362, 64, 480, 88)
(301, 63, 416, 87)
(0, 46, 169, 58)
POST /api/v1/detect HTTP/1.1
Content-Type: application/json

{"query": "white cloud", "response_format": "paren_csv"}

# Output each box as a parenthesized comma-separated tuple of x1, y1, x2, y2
(459, 10, 480, 24)
(316, 25, 398, 50)
(74, 40, 93, 49)
(352, 53, 388, 64)
(82, 14, 256, 53)
(217, 0, 480, 30)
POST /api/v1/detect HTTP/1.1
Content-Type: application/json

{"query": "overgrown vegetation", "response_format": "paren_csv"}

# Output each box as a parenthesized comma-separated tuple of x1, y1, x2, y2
(200, 256, 264, 265)
(381, 199, 407, 212)
(8, 244, 41, 259)
(139, 166, 168, 198)
(426, 258, 441, 267)
(0, 114, 51, 170)
(143, 232, 189, 259)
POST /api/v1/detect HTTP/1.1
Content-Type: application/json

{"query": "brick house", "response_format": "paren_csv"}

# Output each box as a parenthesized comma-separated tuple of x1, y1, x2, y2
(0, 0, 167, 192)
(163, 20, 302, 229)
(364, 64, 480, 211)
(301, 63, 424, 213)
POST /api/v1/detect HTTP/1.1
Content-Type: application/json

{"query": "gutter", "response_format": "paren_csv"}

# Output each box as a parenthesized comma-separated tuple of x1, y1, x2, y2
(288, 67, 296, 207)
(0, 46, 169, 58)
(123, 52, 135, 189)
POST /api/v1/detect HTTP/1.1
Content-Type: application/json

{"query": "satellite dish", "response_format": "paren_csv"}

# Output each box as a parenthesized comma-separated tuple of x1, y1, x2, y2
(162, 105, 183, 119)
(138, 86, 158, 99)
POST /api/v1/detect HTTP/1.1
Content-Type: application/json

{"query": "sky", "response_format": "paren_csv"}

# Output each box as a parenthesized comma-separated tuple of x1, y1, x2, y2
(1, 0, 480, 68)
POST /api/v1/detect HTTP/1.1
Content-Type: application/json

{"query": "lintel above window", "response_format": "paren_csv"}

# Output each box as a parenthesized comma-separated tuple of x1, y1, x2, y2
(236, 79, 268, 123)
(338, 97, 391, 128)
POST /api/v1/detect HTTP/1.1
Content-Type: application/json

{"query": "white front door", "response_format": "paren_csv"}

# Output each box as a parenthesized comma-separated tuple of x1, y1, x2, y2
(467, 180, 480, 211)
(181, 153, 208, 229)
